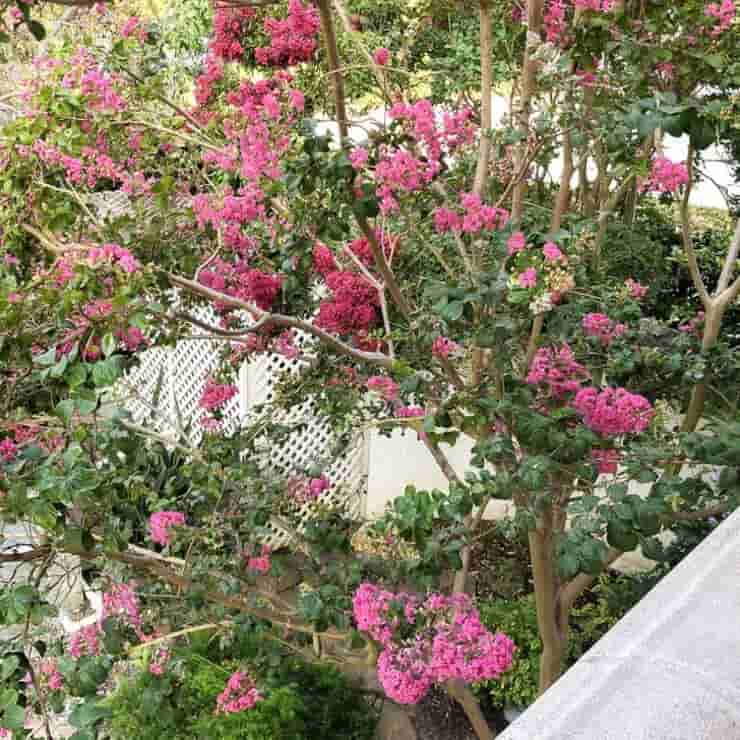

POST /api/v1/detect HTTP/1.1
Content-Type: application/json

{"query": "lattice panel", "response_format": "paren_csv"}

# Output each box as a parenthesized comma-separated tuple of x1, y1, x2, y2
(95, 187, 368, 545)
(116, 300, 243, 445)
(243, 331, 368, 545)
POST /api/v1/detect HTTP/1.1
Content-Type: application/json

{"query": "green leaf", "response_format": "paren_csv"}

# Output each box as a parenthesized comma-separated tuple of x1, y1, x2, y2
(0, 656, 19, 681)
(606, 521, 639, 552)
(102, 333, 117, 358)
(2, 704, 25, 730)
(92, 358, 121, 387)
(69, 699, 111, 728)
(441, 300, 464, 321)
(27, 20, 46, 41)
(67, 364, 88, 389)
(55, 399, 76, 425)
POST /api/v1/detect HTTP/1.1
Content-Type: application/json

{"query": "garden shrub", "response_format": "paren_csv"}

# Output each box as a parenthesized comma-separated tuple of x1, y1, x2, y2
(476, 596, 541, 711)
(104, 634, 378, 740)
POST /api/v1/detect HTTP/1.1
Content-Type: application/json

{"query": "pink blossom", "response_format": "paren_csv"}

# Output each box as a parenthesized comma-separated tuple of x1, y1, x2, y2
(572, 387, 654, 436)
(69, 623, 102, 659)
(705, 0, 735, 35)
(149, 511, 186, 547)
(625, 278, 648, 299)
(354, 583, 515, 705)
(432, 336, 460, 358)
(246, 545, 271, 574)
(542, 241, 563, 262)
(216, 671, 263, 714)
(592, 448, 620, 475)
(349, 147, 369, 169)
(308, 475, 330, 498)
(255, 0, 320, 67)
(518, 268, 537, 288)
(679, 311, 705, 336)
(396, 406, 425, 419)
(527, 344, 590, 398)
(275, 329, 300, 359)
(0, 438, 18, 463)
(507, 231, 526, 255)
(582, 312, 624, 346)
(200, 379, 238, 411)
(645, 157, 689, 194)
(367, 375, 400, 402)
(373, 47, 390, 66)
(102, 583, 143, 634)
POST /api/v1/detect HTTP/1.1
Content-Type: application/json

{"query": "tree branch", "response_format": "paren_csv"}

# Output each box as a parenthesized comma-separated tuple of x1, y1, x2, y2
(716, 218, 740, 295)
(167, 273, 393, 368)
(557, 546, 623, 613)
(473, 1, 493, 198)
(680, 143, 711, 308)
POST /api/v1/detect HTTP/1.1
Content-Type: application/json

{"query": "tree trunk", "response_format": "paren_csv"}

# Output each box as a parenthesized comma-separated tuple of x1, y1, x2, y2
(375, 703, 418, 740)
(447, 680, 497, 740)
(528, 506, 569, 694)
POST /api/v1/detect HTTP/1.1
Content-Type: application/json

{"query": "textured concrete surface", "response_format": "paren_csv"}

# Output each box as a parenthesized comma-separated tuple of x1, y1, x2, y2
(498, 508, 740, 740)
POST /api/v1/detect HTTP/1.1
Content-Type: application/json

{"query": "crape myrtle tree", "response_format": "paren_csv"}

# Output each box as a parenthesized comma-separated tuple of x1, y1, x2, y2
(0, 0, 739, 738)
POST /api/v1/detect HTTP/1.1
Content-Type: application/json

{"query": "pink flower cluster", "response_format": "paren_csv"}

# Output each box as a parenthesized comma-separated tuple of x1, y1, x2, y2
(102, 583, 143, 635)
(679, 310, 705, 336)
(507, 231, 526, 255)
(148, 511, 186, 547)
(705, 0, 735, 35)
(527, 344, 590, 398)
(69, 583, 145, 658)
(216, 671, 263, 714)
(193, 188, 266, 252)
(432, 336, 460, 358)
(367, 375, 400, 402)
(210, 5, 256, 61)
(247, 545, 271, 574)
(198, 257, 283, 311)
(646, 157, 689, 194)
(625, 278, 648, 300)
(434, 193, 509, 234)
(148, 645, 170, 676)
(286, 474, 330, 503)
(572, 387, 654, 436)
(200, 379, 238, 412)
(255, 0, 320, 67)
(544, 0, 567, 43)
(19, 140, 135, 192)
(88, 243, 140, 273)
(582, 313, 627, 346)
(0, 438, 18, 463)
(543, 242, 564, 262)
(36, 659, 64, 692)
(69, 623, 102, 659)
(316, 270, 379, 337)
(592, 448, 620, 474)
(518, 267, 537, 288)
(373, 47, 390, 66)
(353, 584, 515, 704)
(121, 16, 148, 43)
(374, 101, 475, 212)
(396, 406, 425, 418)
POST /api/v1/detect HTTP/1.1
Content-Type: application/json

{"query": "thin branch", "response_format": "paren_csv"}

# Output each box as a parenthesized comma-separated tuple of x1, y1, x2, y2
(558, 546, 623, 612)
(679, 143, 711, 308)
(716, 219, 740, 294)
(167, 273, 393, 368)
(317, 0, 349, 143)
(473, 1, 493, 198)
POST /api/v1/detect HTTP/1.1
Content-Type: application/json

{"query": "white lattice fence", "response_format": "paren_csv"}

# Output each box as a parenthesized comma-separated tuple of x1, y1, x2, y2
(94, 190, 369, 545)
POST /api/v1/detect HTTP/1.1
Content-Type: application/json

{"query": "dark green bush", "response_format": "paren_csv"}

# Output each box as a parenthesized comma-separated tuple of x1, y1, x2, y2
(104, 629, 378, 740)
(476, 595, 541, 711)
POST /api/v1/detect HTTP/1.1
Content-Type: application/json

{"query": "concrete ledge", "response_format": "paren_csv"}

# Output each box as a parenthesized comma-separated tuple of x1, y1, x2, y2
(497, 508, 740, 740)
